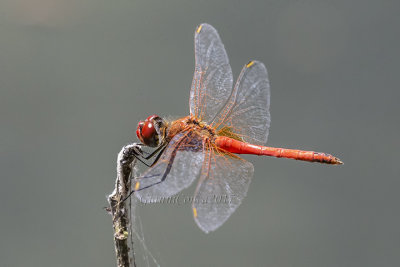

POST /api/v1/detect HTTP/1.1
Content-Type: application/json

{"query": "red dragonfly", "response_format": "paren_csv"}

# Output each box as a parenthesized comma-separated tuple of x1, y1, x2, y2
(132, 23, 342, 233)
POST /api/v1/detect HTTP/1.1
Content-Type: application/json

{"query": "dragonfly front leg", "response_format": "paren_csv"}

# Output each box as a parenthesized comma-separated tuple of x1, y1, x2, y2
(120, 142, 168, 168)
(119, 142, 168, 202)
(119, 143, 144, 164)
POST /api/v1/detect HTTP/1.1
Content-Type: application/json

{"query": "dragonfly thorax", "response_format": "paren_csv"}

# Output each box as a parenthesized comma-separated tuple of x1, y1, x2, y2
(187, 117, 216, 136)
(164, 116, 216, 142)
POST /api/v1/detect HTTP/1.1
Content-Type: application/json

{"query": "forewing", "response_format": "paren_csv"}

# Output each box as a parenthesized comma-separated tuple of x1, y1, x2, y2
(190, 23, 233, 123)
(192, 148, 254, 233)
(213, 61, 271, 145)
(135, 132, 204, 203)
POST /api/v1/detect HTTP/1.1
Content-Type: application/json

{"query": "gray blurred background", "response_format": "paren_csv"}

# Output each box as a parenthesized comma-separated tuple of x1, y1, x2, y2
(1, 0, 399, 266)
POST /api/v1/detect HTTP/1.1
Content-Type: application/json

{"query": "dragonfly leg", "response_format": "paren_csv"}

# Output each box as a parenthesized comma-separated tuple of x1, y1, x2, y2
(121, 142, 167, 168)
(119, 143, 168, 202)
(120, 143, 154, 167)
(142, 143, 167, 160)
(122, 160, 172, 203)
(120, 143, 144, 164)
(122, 177, 166, 203)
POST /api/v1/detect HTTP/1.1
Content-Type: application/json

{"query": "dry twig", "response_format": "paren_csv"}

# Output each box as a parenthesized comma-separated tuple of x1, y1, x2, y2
(108, 144, 142, 267)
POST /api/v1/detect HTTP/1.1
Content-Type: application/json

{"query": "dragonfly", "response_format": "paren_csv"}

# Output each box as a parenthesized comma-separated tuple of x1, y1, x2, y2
(129, 23, 342, 233)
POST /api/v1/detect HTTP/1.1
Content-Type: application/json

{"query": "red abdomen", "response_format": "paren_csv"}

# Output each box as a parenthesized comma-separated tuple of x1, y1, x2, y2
(215, 136, 343, 165)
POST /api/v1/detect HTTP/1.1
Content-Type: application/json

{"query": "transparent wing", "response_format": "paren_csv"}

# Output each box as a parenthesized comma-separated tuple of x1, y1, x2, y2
(190, 23, 233, 123)
(192, 147, 254, 233)
(213, 61, 271, 145)
(135, 132, 204, 203)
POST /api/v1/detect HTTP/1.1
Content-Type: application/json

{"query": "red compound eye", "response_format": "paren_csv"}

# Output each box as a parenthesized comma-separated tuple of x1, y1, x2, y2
(136, 115, 162, 147)
(136, 121, 145, 143)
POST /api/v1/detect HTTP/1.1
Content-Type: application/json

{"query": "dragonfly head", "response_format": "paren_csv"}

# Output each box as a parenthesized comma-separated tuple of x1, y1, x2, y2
(136, 114, 166, 147)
